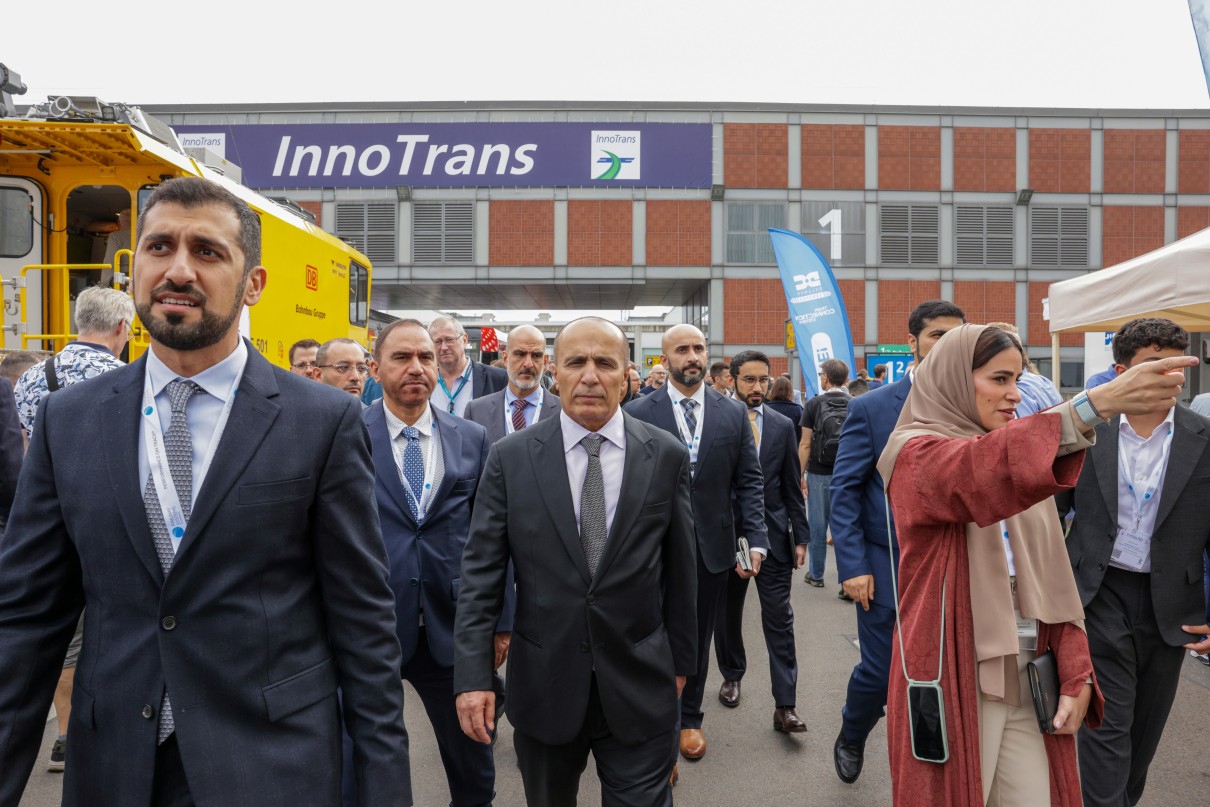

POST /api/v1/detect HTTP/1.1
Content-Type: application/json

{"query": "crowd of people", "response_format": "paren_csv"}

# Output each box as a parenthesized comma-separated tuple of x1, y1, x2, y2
(0, 176, 1206, 807)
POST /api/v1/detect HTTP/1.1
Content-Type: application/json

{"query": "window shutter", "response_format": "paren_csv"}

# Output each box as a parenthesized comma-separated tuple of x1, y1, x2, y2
(881, 204, 938, 266)
(955, 205, 1014, 267)
(1031, 206, 1088, 268)
(412, 201, 474, 264)
(335, 201, 398, 265)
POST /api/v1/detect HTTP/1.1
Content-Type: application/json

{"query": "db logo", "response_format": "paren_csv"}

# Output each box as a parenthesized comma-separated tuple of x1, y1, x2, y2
(305, 265, 319, 291)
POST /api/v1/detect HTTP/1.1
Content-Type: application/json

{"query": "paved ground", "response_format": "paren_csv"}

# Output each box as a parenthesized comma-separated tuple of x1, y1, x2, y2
(20, 555, 1210, 805)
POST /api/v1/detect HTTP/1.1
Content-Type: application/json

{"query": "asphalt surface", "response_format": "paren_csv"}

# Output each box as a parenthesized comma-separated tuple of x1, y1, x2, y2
(20, 554, 1210, 806)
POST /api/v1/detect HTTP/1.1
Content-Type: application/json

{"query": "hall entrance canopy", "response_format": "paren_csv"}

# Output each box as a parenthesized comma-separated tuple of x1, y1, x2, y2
(1045, 226, 1210, 380)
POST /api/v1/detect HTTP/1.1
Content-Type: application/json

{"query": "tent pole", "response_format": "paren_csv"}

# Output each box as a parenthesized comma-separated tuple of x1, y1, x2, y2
(1051, 332, 1061, 388)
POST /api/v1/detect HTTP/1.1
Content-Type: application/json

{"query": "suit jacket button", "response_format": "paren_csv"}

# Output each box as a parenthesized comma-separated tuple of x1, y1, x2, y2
(410, 578, 419, 587)
(1097, 563, 1105, 571)
(579, 642, 588, 652)
(142, 705, 154, 719)
(587, 596, 596, 605)
(161, 616, 176, 631)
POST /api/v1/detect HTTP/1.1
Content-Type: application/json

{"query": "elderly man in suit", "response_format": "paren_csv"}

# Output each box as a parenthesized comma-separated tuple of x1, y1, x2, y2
(349, 318, 507, 807)
(829, 300, 964, 784)
(624, 324, 766, 770)
(454, 316, 696, 807)
(429, 316, 507, 417)
(712, 351, 810, 731)
(0, 177, 408, 807)
(1056, 318, 1210, 807)
(464, 324, 559, 442)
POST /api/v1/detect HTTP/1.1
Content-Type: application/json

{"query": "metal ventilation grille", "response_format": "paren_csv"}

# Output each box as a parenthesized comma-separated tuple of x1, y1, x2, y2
(335, 201, 397, 265)
(880, 204, 939, 266)
(956, 205, 1014, 267)
(1030, 207, 1089, 268)
(725, 202, 785, 263)
(413, 201, 473, 264)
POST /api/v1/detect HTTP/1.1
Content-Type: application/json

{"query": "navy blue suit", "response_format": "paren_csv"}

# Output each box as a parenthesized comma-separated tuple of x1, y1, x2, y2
(345, 402, 513, 807)
(828, 375, 911, 746)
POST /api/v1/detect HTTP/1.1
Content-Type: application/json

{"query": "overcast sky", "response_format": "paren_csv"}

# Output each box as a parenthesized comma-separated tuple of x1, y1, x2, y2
(5, 0, 1210, 109)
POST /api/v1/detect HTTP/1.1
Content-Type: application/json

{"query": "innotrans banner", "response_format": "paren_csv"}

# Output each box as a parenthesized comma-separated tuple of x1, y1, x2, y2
(173, 122, 713, 189)
(769, 228, 856, 398)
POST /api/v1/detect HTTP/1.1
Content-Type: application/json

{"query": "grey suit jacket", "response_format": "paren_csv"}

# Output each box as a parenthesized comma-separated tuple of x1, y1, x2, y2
(462, 387, 561, 444)
(1058, 405, 1210, 646)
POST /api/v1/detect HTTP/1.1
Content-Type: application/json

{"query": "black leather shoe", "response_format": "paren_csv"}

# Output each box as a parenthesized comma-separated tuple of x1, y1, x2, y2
(834, 730, 864, 784)
(773, 706, 807, 733)
(718, 680, 740, 708)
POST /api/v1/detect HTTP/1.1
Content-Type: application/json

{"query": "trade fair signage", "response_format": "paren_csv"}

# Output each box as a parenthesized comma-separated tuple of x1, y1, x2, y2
(174, 123, 713, 189)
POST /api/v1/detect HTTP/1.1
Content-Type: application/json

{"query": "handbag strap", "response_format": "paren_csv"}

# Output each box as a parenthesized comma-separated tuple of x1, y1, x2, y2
(886, 490, 946, 685)
(43, 356, 60, 393)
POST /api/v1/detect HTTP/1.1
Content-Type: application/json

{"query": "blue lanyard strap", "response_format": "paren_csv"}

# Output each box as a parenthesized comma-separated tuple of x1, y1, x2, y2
(437, 364, 471, 413)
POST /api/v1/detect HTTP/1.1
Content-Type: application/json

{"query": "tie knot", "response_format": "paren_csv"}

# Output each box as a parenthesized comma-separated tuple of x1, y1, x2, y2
(166, 380, 201, 414)
(511, 399, 528, 413)
(748, 409, 758, 422)
(401, 425, 420, 442)
(680, 399, 697, 413)
(580, 434, 603, 458)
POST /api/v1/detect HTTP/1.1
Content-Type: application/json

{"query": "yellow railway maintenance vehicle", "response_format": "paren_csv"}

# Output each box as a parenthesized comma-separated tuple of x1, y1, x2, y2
(0, 62, 371, 366)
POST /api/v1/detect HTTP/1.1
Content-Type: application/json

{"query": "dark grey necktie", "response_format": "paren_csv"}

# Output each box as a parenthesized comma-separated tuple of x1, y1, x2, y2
(142, 379, 200, 744)
(579, 435, 607, 578)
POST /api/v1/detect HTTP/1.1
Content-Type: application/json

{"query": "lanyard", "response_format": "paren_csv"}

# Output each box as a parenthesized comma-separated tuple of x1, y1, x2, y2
(505, 388, 544, 436)
(1117, 424, 1174, 531)
(437, 363, 471, 414)
(398, 418, 440, 521)
(999, 521, 1016, 576)
(670, 392, 704, 460)
(141, 375, 238, 554)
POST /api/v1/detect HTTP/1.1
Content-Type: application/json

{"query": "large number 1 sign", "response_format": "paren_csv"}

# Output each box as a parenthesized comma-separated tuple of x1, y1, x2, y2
(818, 208, 842, 262)
(802, 201, 865, 267)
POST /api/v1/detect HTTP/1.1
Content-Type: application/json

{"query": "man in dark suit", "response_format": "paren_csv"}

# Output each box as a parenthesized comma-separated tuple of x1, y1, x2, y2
(0, 375, 23, 528)
(1056, 318, 1210, 807)
(429, 316, 507, 418)
(464, 324, 559, 443)
(0, 177, 408, 806)
(712, 351, 809, 731)
(829, 300, 964, 784)
(624, 324, 766, 766)
(352, 318, 508, 807)
(454, 316, 696, 807)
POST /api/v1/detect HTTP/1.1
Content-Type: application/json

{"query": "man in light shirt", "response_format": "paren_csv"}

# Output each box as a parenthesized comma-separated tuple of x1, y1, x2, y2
(464, 324, 560, 444)
(428, 316, 507, 418)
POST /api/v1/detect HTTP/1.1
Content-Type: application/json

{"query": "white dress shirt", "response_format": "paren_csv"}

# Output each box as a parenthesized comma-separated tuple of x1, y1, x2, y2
(1110, 408, 1176, 573)
(666, 382, 706, 465)
(561, 409, 626, 538)
(504, 386, 545, 435)
(383, 402, 445, 518)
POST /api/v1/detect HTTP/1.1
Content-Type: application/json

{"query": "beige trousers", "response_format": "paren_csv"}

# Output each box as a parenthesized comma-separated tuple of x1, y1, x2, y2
(977, 652, 1051, 807)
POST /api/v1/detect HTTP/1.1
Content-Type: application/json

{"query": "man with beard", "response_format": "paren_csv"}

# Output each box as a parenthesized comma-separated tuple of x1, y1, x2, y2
(464, 324, 560, 444)
(712, 351, 809, 731)
(639, 364, 667, 396)
(0, 177, 408, 806)
(428, 316, 507, 418)
(309, 338, 371, 400)
(624, 324, 766, 774)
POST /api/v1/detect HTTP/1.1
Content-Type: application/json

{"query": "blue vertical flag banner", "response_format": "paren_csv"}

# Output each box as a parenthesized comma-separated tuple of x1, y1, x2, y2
(769, 228, 856, 399)
(1189, 0, 1210, 96)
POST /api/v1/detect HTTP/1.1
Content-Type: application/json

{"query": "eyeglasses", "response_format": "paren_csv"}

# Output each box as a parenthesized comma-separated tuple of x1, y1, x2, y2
(292, 361, 317, 370)
(432, 337, 464, 347)
(318, 363, 371, 375)
(740, 376, 772, 385)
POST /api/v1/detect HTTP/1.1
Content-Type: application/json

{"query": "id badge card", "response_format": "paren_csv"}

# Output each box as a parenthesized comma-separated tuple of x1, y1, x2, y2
(1015, 612, 1038, 651)
(1111, 528, 1150, 572)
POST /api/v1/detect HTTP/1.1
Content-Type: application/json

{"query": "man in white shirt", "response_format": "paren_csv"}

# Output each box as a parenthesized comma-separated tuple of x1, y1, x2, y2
(1057, 317, 1210, 807)
(428, 316, 507, 417)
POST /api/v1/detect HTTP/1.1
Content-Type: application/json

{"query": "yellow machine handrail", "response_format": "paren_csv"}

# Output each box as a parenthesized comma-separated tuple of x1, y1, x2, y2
(10, 250, 135, 350)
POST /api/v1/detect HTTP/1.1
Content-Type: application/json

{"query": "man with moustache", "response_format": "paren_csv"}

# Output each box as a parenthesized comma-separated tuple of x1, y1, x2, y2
(309, 337, 372, 399)
(0, 177, 407, 806)
(428, 316, 507, 418)
(353, 319, 505, 807)
(464, 325, 560, 444)
(454, 317, 696, 807)
(624, 324, 766, 766)
(829, 299, 964, 784)
(712, 351, 809, 731)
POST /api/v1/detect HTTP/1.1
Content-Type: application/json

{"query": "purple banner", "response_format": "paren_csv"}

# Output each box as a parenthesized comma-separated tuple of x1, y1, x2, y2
(173, 122, 713, 189)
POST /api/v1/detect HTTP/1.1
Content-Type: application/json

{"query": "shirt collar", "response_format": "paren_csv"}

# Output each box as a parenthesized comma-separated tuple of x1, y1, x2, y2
(1120, 406, 1176, 440)
(146, 339, 247, 402)
(70, 341, 113, 356)
(385, 401, 434, 441)
(666, 382, 706, 407)
(560, 408, 625, 455)
(504, 385, 543, 407)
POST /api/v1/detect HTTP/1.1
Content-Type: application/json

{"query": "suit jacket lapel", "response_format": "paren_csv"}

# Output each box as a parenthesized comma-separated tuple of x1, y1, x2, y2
(647, 386, 679, 438)
(1153, 407, 1207, 532)
(430, 408, 463, 507)
(592, 414, 654, 584)
(1095, 418, 1121, 526)
(102, 357, 163, 585)
(176, 350, 281, 561)
(366, 402, 415, 525)
(487, 393, 506, 443)
(696, 387, 723, 465)
(757, 408, 774, 468)
(529, 416, 592, 587)
(470, 362, 484, 398)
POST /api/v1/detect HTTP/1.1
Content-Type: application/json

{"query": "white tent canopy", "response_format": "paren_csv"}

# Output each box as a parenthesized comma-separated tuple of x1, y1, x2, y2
(1047, 227, 1210, 334)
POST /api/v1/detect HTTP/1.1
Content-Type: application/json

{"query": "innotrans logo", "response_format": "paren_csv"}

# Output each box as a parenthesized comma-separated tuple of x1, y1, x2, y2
(591, 130, 641, 180)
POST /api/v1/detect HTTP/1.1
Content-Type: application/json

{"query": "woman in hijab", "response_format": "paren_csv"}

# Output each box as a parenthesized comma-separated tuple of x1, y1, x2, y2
(876, 324, 1193, 807)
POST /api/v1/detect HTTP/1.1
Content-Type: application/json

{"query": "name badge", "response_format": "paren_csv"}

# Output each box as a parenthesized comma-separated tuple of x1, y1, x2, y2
(1016, 612, 1037, 651)
(1111, 528, 1150, 572)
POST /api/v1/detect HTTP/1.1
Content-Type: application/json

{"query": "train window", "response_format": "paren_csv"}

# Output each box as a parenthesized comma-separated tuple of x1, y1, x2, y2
(349, 260, 368, 327)
(0, 188, 33, 258)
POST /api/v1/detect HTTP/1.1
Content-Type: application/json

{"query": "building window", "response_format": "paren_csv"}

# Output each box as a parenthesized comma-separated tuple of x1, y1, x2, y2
(348, 260, 369, 327)
(726, 202, 785, 264)
(955, 205, 1014, 267)
(335, 201, 397, 266)
(801, 201, 867, 266)
(413, 201, 473, 264)
(880, 204, 939, 266)
(1029, 207, 1089, 268)
(0, 188, 33, 258)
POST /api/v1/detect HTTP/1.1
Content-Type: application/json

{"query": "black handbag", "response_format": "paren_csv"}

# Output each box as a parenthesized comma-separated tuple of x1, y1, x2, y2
(1027, 650, 1060, 734)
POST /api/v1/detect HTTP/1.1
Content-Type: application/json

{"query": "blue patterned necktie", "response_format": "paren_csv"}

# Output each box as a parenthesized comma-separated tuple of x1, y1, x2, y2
(142, 378, 200, 745)
(578, 435, 607, 578)
(401, 425, 425, 520)
(679, 398, 698, 445)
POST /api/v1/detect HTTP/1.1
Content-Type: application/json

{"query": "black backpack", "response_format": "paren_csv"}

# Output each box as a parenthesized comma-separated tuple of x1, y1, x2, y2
(810, 393, 850, 467)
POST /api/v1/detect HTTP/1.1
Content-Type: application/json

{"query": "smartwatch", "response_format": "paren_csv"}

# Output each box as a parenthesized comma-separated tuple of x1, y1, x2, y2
(1071, 391, 1106, 428)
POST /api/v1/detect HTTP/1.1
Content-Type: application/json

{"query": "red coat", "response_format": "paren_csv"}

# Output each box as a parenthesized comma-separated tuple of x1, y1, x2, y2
(886, 414, 1105, 807)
